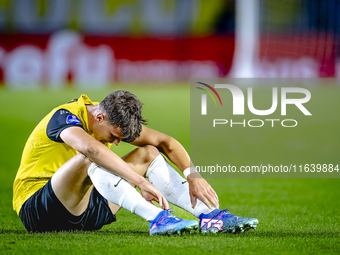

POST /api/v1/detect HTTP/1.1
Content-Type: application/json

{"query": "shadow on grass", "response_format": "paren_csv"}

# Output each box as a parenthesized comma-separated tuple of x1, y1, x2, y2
(1, 229, 339, 239)
(0, 230, 27, 235)
(0, 229, 148, 236)
(94, 229, 340, 238)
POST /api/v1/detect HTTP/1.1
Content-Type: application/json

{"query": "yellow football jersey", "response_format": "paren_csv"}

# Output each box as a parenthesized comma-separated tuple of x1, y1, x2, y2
(13, 94, 111, 215)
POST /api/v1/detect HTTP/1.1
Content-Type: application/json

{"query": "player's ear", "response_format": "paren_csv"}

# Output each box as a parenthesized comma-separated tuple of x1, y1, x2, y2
(96, 112, 105, 123)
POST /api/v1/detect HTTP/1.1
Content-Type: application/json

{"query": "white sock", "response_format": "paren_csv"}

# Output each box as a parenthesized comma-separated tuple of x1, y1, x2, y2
(88, 163, 162, 221)
(146, 154, 214, 218)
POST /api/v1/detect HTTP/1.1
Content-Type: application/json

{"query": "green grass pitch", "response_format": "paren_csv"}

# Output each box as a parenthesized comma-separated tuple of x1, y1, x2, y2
(0, 85, 339, 254)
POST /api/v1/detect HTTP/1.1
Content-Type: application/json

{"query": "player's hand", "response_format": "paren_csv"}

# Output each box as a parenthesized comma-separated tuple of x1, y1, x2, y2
(187, 172, 219, 209)
(139, 181, 169, 210)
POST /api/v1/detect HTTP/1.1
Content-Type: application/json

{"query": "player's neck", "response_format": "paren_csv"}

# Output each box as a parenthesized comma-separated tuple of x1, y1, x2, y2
(86, 105, 98, 131)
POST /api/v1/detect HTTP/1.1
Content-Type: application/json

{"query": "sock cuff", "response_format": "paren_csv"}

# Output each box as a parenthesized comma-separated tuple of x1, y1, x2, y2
(146, 154, 165, 178)
(88, 162, 98, 177)
(183, 167, 198, 179)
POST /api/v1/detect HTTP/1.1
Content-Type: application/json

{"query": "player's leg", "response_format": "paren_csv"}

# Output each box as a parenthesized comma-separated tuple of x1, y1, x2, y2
(51, 153, 94, 216)
(107, 145, 161, 213)
(145, 153, 215, 217)
(19, 153, 115, 232)
(145, 152, 259, 233)
(51, 148, 162, 220)
(51, 146, 158, 215)
(87, 145, 198, 235)
(98, 145, 215, 218)
(121, 144, 161, 179)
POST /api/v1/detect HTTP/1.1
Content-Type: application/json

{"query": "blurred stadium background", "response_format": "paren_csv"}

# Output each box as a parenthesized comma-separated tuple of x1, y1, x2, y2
(0, 1, 339, 254)
(0, 0, 339, 88)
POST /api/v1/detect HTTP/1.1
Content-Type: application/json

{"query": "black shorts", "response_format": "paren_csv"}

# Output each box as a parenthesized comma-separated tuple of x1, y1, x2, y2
(19, 179, 116, 232)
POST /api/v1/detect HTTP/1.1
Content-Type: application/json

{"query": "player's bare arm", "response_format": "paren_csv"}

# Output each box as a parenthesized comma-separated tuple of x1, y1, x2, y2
(130, 125, 219, 209)
(59, 126, 169, 210)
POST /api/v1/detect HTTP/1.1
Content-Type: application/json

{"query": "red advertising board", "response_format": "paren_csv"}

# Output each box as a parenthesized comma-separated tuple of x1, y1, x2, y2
(0, 31, 235, 88)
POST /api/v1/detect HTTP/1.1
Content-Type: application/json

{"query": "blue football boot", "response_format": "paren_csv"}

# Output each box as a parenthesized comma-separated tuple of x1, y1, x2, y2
(149, 210, 198, 236)
(199, 209, 258, 234)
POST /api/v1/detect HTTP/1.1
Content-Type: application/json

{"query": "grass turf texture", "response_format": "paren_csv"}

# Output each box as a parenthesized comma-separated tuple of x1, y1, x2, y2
(0, 86, 339, 254)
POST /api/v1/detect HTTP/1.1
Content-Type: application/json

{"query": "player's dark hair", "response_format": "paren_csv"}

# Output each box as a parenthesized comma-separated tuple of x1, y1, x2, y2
(99, 90, 147, 143)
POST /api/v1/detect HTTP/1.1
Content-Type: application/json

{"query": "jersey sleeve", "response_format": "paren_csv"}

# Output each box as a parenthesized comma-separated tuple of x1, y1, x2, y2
(46, 109, 84, 143)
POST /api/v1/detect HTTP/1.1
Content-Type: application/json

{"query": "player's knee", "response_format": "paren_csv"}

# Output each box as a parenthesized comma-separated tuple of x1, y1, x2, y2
(74, 153, 93, 169)
(139, 145, 160, 164)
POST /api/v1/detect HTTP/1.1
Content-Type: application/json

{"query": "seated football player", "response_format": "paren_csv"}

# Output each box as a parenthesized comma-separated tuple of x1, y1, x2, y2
(13, 90, 258, 235)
